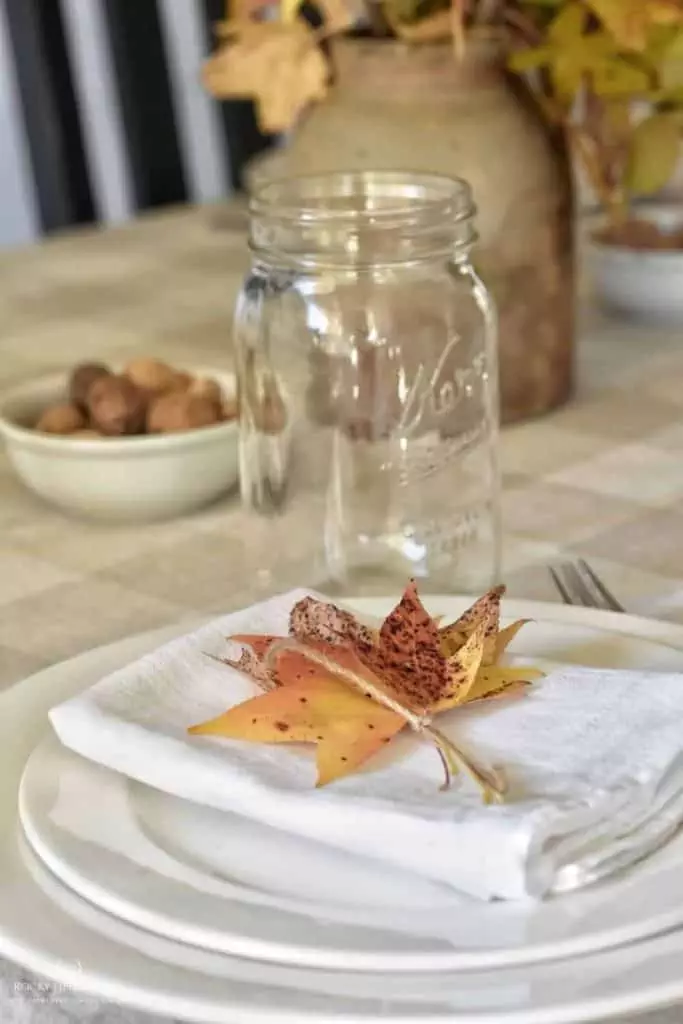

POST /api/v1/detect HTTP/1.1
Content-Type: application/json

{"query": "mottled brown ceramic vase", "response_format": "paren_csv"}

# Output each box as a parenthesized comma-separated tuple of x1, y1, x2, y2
(248, 35, 575, 424)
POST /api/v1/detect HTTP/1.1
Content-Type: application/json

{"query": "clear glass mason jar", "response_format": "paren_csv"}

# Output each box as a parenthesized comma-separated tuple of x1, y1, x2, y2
(234, 171, 500, 595)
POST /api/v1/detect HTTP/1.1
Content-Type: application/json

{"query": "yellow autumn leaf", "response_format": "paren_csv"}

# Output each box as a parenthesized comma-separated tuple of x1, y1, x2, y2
(593, 61, 652, 98)
(280, 0, 303, 21)
(437, 620, 491, 709)
(493, 619, 532, 662)
(587, 0, 683, 51)
(586, 0, 649, 51)
(658, 27, 683, 87)
(508, 45, 555, 75)
(203, 20, 328, 134)
(625, 112, 681, 195)
(465, 666, 544, 704)
(664, 25, 683, 60)
(512, 3, 650, 104)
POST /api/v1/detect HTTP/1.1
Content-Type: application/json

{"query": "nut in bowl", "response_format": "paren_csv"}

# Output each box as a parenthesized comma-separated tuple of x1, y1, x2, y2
(0, 360, 240, 522)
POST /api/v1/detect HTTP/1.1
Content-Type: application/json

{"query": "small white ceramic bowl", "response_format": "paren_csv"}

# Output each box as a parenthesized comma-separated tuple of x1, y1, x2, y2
(589, 203, 683, 323)
(0, 368, 239, 522)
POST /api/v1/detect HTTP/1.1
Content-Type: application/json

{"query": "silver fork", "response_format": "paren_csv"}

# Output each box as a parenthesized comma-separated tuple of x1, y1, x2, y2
(549, 559, 625, 613)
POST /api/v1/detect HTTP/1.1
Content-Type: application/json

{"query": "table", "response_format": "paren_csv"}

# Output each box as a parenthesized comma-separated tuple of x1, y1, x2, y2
(2, 204, 683, 1023)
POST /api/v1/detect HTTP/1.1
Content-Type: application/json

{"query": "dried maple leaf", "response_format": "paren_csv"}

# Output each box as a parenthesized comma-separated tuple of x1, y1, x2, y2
(438, 585, 530, 671)
(208, 633, 277, 689)
(466, 665, 543, 704)
(509, 4, 651, 107)
(290, 581, 452, 715)
(439, 585, 504, 662)
(493, 619, 531, 663)
(191, 648, 404, 787)
(202, 20, 329, 134)
(437, 620, 496, 709)
(287, 589, 505, 795)
(587, 0, 683, 52)
(191, 583, 541, 802)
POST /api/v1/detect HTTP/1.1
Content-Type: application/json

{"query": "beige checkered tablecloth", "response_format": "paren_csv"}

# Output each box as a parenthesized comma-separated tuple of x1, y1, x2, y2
(2, 204, 683, 1023)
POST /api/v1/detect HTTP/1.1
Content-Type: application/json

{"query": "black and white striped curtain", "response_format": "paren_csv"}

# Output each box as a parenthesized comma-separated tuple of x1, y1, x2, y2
(0, 0, 272, 247)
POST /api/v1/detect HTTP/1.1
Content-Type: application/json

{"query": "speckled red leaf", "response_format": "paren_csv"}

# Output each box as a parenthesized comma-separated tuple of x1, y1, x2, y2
(208, 638, 274, 689)
(226, 633, 383, 693)
(230, 634, 278, 659)
(360, 580, 450, 714)
(445, 585, 504, 634)
(218, 634, 279, 686)
(290, 582, 452, 715)
(289, 596, 375, 653)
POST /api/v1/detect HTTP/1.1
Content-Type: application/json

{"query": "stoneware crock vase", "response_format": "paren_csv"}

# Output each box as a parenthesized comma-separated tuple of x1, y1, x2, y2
(248, 34, 575, 424)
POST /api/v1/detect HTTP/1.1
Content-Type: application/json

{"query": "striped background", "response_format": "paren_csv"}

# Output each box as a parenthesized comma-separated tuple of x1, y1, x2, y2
(0, 0, 273, 247)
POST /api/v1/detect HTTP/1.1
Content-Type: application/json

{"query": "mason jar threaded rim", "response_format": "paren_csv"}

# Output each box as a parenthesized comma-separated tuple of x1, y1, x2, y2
(247, 170, 478, 268)
(250, 170, 475, 224)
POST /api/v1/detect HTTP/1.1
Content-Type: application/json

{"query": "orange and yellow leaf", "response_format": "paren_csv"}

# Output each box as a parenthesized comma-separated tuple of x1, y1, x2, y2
(189, 668, 405, 786)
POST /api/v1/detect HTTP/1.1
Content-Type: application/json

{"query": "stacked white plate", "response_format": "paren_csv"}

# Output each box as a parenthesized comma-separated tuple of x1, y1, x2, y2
(6, 597, 683, 1023)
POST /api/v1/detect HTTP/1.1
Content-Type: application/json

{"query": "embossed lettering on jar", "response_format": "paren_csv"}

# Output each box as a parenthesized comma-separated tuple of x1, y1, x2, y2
(234, 171, 501, 593)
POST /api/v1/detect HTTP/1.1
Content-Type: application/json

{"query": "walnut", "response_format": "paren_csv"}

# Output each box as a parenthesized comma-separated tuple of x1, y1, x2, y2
(187, 377, 223, 407)
(147, 391, 221, 434)
(87, 375, 147, 435)
(172, 371, 193, 391)
(123, 357, 179, 395)
(69, 363, 112, 412)
(35, 404, 85, 435)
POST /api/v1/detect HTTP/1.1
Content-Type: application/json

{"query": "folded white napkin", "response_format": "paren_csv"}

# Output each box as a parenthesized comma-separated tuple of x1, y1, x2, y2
(49, 589, 683, 901)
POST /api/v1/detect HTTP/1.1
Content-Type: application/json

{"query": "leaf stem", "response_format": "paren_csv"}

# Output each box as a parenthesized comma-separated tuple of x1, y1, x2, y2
(265, 638, 507, 800)
(426, 725, 507, 803)
(434, 744, 453, 790)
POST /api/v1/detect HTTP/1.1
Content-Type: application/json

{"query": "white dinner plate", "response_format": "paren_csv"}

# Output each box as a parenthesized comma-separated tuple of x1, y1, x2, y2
(7, 604, 683, 1022)
(15, 597, 683, 977)
(5, 603, 683, 1021)
(17, 821, 683, 1024)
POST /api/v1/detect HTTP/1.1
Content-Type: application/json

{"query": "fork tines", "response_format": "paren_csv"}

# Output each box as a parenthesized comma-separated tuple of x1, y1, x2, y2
(549, 559, 624, 613)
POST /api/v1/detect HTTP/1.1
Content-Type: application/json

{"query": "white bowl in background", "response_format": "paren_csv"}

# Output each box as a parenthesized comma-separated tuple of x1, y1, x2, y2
(0, 368, 239, 523)
(589, 203, 683, 323)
